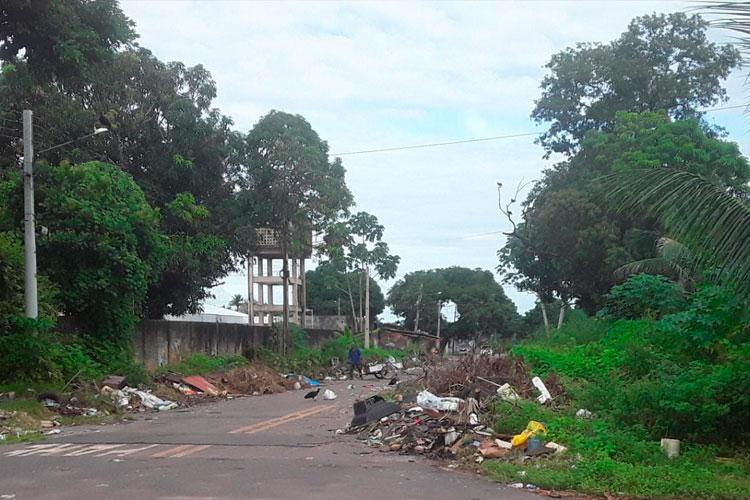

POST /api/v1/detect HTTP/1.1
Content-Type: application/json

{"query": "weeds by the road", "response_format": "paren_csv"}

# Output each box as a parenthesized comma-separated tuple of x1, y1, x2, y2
(484, 399, 750, 498)
(482, 299, 750, 499)
(155, 354, 248, 376)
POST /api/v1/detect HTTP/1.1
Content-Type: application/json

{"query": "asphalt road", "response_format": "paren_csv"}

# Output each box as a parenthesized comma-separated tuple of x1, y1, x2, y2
(0, 378, 534, 500)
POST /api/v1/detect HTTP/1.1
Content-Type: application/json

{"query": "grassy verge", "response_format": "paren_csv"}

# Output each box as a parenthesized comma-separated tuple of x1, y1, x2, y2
(155, 353, 248, 376)
(258, 326, 412, 376)
(482, 307, 750, 498)
(483, 400, 750, 498)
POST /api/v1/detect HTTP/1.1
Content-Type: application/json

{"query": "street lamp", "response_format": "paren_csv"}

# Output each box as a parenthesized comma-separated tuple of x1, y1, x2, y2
(22, 109, 109, 318)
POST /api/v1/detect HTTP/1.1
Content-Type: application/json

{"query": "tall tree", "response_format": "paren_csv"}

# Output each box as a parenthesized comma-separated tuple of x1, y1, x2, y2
(0, 161, 166, 349)
(499, 112, 750, 313)
(388, 267, 518, 348)
(321, 211, 399, 345)
(0, 0, 136, 86)
(607, 168, 750, 299)
(532, 12, 740, 157)
(0, 42, 240, 317)
(228, 294, 244, 312)
(305, 261, 385, 323)
(237, 111, 352, 352)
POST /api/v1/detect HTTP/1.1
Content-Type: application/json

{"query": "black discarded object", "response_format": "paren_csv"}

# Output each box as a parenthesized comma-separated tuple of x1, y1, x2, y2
(350, 395, 400, 427)
(304, 388, 321, 399)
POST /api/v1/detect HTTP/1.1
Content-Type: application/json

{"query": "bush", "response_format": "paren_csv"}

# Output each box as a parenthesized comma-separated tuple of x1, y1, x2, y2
(157, 353, 247, 376)
(0, 317, 103, 384)
(599, 274, 686, 320)
(486, 400, 750, 498)
(513, 284, 750, 442)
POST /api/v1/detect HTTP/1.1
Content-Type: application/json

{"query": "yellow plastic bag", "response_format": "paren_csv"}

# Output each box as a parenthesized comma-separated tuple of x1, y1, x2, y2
(511, 420, 548, 448)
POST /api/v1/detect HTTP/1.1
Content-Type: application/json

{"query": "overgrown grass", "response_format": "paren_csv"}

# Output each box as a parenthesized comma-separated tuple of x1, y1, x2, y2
(485, 400, 750, 498)
(487, 292, 750, 498)
(155, 353, 248, 376)
(259, 326, 410, 375)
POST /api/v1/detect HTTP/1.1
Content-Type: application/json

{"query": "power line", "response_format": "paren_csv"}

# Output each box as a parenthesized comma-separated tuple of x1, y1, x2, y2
(331, 103, 747, 157)
(332, 132, 538, 156)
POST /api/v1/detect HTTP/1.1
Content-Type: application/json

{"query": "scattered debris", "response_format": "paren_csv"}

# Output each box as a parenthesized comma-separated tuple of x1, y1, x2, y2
(661, 438, 680, 458)
(101, 386, 130, 409)
(350, 395, 400, 427)
(181, 375, 221, 397)
(322, 389, 337, 400)
(122, 388, 177, 411)
(496, 383, 520, 402)
(575, 408, 593, 419)
(101, 375, 127, 389)
(511, 420, 547, 448)
(531, 376, 552, 404)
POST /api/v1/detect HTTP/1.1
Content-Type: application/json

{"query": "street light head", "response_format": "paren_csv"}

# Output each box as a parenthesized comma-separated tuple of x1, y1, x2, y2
(94, 127, 109, 135)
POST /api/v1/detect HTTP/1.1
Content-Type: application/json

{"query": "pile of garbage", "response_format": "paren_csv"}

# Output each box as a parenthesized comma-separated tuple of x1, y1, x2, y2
(346, 354, 569, 467)
(348, 388, 567, 464)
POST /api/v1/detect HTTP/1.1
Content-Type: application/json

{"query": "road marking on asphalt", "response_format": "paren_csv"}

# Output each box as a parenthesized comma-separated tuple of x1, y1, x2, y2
(148, 444, 210, 458)
(5, 443, 172, 459)
(229, 404, 335, 435)
(150, 444, 197, 458)
(169, 444, 211, 458)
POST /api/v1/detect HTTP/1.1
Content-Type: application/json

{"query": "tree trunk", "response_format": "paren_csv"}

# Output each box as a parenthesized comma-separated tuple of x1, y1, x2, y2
(346, 274, 357, 332)
(557, 301, 567, 329)
(364, 265, 370, 348)
(540, 301, 550, 334)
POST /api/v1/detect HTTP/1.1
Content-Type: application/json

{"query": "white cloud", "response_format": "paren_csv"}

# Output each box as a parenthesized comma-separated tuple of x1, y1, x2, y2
(121, 0, 750, 315)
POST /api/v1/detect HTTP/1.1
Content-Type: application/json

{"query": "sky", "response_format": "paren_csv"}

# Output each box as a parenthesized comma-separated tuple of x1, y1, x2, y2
(120, 0, 750, 316)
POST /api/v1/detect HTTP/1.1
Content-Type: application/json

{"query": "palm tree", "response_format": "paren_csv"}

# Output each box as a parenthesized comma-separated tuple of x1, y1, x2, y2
(228, 294, 244, 311)
(615, 237, 695, 289)
(606, 168, 750, 298)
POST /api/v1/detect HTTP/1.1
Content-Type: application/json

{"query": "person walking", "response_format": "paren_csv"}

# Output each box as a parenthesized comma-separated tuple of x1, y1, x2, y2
(348, 345, 362, 379)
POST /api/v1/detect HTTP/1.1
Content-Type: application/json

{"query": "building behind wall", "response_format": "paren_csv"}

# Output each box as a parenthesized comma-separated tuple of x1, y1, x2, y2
(247, 228, 311, 327)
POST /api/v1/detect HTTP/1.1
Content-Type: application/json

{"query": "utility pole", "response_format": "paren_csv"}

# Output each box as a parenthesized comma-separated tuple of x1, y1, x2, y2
(247, 255, 254, 325)
(23, 110, 38, 319)
(364, 263, 370, 348)
(413, 283, 423, 332)
(436, 298, 441, 340)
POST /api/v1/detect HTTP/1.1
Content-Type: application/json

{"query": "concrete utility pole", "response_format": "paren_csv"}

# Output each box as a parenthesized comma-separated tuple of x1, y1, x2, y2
(413, 283, 423, 332)
(364, 264, 370, 348)
(247, 255, 254, 325)
(23, 110, 38, 319)
(21, 110, 109, 320)
(436, 298, 441, 340)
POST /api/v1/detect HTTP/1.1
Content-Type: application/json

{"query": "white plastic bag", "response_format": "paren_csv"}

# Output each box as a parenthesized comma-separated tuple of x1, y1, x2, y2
(416, 390, 441, 410)
(322, 389, 337, 400)
(532, 376, 552, 404)
(496, 383, 520, 402)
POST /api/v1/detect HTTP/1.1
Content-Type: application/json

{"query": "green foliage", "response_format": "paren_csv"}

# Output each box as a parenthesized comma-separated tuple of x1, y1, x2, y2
(261, 326, 406, 375)
(606, 167, 750, 300)
(533, 12, 740, 156)
(500, 112, 750, 313)
(599, 274, 686, 320)
(514, 285, 750, 442)
(388, 267, 518, 340)
(0, 230, 58, 332)
(0, 0, 136, 85)
(0, 317, 102, 384)
(157, 354, 248, 376)
(34, 161, 166, 345)
(305, 261, 385, 321)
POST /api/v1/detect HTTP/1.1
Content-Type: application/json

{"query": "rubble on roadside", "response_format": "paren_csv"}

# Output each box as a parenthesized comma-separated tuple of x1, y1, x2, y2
(343, 353, 569, 470)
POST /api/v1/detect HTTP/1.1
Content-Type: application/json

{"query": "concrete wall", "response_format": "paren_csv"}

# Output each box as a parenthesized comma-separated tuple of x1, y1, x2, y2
(134, 320, 272, 370)
(133, 320, 341, 370)
(306, 314, 347, 331)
